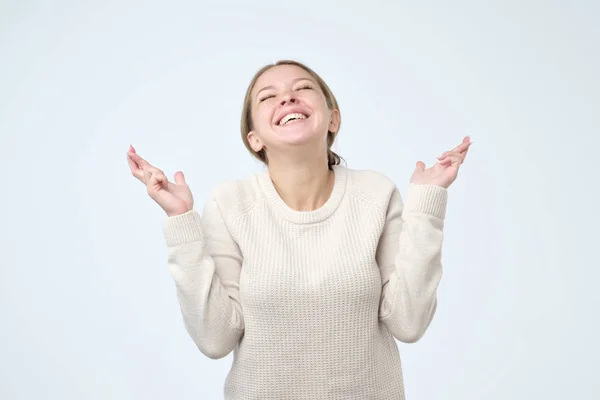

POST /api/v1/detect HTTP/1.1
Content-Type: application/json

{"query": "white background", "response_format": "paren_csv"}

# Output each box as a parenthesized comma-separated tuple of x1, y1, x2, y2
(1, 0, 598, 399)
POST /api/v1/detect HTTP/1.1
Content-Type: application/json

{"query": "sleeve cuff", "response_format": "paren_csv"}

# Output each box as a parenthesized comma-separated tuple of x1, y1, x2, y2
(162, 210, 204, 247)
(403, 183, 448, 219)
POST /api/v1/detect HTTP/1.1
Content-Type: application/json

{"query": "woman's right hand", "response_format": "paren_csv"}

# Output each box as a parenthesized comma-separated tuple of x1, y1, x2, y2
(126, 145, 194, 217)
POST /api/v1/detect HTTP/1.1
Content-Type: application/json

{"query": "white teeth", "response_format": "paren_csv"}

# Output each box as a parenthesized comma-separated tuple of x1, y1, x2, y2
(279, 113, 307, 125)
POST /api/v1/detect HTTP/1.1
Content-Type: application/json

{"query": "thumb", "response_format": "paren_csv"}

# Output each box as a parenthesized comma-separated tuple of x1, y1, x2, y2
(415, 161, 426, 172)
(174, 171, 186, 185)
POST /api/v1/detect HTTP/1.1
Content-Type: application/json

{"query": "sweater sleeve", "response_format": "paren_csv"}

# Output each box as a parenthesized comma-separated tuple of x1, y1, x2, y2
(376, 183, 447, 343)
(162, 195, 244, 359)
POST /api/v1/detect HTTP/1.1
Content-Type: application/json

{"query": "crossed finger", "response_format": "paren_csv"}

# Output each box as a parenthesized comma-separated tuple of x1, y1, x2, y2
(127, 145, 158, 183)
(437, 137, 472, 165)
(143, 166, 168, 191)
(438, 151, 465, 166)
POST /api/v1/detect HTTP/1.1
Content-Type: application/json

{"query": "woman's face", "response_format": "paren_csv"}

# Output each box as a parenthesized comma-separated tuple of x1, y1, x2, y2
(247, 64, 339, 157)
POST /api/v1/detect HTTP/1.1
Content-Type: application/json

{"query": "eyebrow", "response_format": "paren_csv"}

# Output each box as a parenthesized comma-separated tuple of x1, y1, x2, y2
(255, 77, 315, 99)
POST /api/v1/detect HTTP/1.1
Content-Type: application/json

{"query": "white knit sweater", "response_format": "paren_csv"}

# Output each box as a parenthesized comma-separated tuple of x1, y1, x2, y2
(162, 164, 448, 399)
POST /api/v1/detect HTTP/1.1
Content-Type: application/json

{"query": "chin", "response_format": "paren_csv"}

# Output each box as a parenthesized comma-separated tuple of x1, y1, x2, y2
(277, 130, 324, 147)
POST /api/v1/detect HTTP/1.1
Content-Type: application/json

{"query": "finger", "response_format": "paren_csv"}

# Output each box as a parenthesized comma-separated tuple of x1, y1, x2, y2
(142, 165, 163, 183)
(142, 166, 152, 183)
(437, 139, 471, 159)
(127, 152, 138, 171)
(146, 169, 168, 191)
(438, 150, 464, 161)
(128, 151, 159, 183)
(147, 170, 159, 191)
(414, 161, 426, 172)
(438, 151, 463, 160)
(462, 146, 470, 163)
(458, 139, 472, 162)
(439, 154, 464, 166)
(128, 151, 152, 169)
(454, 136, 472, 152)
(174, 171, 186, 185)
(437, 143, 471, 160)
(127, 153, 145, 181)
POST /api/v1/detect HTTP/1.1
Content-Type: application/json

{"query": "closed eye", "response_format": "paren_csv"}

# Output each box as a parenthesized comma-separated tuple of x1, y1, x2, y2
(259, 94, 275, 102)
(295, 83, 313, 91)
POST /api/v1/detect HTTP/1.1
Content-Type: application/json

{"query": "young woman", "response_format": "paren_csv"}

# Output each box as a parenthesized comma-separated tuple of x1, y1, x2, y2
(127, 60, 471, 399)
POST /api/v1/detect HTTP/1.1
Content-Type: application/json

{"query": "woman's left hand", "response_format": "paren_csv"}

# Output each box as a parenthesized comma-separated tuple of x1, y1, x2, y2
(410, 136, 472, 189)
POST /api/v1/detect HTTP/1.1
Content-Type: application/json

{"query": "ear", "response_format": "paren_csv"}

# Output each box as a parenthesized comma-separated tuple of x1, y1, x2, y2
(328, 109, 340, 133)
(247, 130, 264, 152)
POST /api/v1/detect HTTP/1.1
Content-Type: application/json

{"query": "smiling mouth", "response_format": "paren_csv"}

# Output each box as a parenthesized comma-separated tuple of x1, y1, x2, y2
(277, 112, 309, 126)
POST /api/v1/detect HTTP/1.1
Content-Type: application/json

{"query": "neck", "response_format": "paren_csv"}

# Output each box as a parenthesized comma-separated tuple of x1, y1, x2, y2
(266, 153, 334, 212)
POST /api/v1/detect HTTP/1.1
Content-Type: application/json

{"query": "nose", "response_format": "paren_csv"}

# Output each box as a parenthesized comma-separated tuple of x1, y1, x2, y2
(279, 89, 298, 106)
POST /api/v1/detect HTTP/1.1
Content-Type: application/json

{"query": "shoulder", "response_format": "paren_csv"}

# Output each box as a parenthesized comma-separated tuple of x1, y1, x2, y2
(203, 171, 267, 222)
(343, 166, 401, 213)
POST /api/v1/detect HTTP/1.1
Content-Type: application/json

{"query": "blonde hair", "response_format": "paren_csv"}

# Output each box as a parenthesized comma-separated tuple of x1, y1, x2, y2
(240, 60, 342, 168)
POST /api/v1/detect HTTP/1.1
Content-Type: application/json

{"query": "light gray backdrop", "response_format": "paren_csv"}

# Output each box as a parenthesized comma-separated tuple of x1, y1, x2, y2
(1, 0, 598, 399)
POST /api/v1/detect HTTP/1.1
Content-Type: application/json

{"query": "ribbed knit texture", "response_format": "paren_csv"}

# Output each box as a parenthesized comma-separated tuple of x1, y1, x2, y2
(162, 165, 448, 400)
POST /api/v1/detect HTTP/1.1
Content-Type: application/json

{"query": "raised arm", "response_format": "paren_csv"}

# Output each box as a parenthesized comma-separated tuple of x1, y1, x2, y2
(163, 197, 244, 359)
(376, 184, 447, 343)
(376, 136, 470, 342)
(126, 145, 243, 359)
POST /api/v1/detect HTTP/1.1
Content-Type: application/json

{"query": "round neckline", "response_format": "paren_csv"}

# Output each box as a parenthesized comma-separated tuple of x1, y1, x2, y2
(257, 164, 348, 224)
